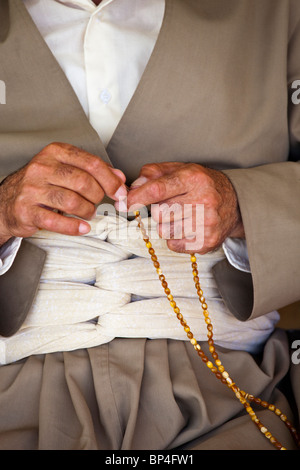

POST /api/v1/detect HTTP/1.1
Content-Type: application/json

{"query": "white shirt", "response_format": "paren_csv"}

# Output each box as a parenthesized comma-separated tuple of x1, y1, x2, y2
(24, 0, 165, 147)
(0, 0, 250, 275)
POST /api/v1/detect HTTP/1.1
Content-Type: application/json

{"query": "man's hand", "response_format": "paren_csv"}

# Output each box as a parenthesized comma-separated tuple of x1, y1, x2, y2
(0, 142, 126, 245)
(125, 162, 245, 254)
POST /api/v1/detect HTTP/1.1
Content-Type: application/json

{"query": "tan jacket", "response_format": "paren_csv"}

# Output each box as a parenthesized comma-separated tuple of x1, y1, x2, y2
(0, 0, 299, 336)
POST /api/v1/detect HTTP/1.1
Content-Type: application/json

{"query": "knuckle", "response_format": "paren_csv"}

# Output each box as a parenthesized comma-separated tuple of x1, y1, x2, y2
(184, 164, 204, 182)
(75, 172, 91, 193)
(32, 211, 45, 230)
(202, 192, 221, 209)
(26, 159, 48, 178)
(64, 193, 80, 212)
(14, 193, 26, 212)
(148, 180, 166, 201)
(205, 211, 220, 228)
(87, 205, 96, 219)
(205, 231, 220, 249)
(141, 163, 161, 176)
(44, 142, 64, 153)
(85, 157, 102, 174)
(47, 188, 64, 207)
(54, 163, 74, 179)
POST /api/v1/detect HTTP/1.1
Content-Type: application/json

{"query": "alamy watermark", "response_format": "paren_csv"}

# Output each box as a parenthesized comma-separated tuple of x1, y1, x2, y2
(1, 79, 299, 106)
(291, 80, 300, 105)
(96, 201, 205, 251)
(291, 340, 300, 365)
(0, 80, 6, 105)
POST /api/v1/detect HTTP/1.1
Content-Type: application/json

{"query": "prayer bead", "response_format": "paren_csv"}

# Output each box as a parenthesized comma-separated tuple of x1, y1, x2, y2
(135, 215, 299, 451)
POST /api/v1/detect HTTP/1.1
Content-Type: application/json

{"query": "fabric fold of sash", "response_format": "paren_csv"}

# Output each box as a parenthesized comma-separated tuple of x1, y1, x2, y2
(0, 214, 279, 364)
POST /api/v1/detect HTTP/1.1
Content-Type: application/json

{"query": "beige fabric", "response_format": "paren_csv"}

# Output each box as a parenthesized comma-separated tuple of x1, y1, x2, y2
(0, 0, 299, 325)
(0, 330, 298, 450)
(0, 0, 299, 450)
(0, 215, 279, 364)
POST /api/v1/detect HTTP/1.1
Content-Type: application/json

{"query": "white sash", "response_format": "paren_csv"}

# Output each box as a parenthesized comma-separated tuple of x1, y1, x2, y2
(0, 214, 279, 364)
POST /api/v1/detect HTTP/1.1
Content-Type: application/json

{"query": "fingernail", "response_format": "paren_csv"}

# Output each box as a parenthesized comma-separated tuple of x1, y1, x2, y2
(79, 223, 91, 234)
(130, 176, 149, 188)
(114, 185, 127, 200)
(115, 199, 128, 212)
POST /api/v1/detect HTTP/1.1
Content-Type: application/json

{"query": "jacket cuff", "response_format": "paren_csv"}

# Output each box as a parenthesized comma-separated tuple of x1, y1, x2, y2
(0, 239, 46, 337)
(217, 162, 300, 321)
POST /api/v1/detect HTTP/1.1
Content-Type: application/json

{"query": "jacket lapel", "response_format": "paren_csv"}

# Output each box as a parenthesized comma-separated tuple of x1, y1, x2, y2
(0, 0, 112, 175)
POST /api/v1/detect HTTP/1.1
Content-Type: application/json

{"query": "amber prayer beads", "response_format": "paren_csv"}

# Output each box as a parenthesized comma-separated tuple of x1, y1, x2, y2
(134, 211, 300, 451)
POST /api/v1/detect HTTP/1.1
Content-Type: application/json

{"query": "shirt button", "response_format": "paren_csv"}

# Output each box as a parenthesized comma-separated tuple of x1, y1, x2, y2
(100, 89, 111, 104)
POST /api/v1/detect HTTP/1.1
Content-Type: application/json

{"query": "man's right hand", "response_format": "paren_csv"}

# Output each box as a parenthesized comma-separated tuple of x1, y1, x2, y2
(0, 142, 127, 246)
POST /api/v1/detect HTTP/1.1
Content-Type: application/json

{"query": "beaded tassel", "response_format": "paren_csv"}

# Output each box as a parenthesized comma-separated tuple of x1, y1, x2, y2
(134, 211, 300, 451)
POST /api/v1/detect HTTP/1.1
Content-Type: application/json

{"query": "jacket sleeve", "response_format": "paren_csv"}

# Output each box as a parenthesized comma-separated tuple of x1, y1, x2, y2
(214, 161, 300, 321)
(0, 240, 46, 337)
(212, 0, 300, 321)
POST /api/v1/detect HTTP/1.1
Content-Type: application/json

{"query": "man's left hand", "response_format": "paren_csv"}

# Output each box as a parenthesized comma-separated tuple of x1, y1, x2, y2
(123, 162, 245, 254)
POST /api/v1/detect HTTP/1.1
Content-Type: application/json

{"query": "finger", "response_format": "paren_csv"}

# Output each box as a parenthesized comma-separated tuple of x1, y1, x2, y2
(150, 200, 201, 223)
(47, 164, 105, 205)
(45, 143, 127, 200)
(127, 173, 189, 210)
(130, 162, 185, 188)
(39, 185, 97, 220)
(157, 215, 204, 240)
(111, 168, 127, 184)
(166, 237, 207, 254)
(33, 206, 91, 236)
(151, 202, 184, 223)
(135, 162, 185, 180)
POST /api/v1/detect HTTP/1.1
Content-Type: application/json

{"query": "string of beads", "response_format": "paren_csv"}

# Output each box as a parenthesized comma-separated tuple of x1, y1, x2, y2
(134, 211, 300, 451)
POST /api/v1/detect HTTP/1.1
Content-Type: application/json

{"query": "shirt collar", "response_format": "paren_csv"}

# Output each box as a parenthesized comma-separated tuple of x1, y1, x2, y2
(55, 0, 114, 11)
